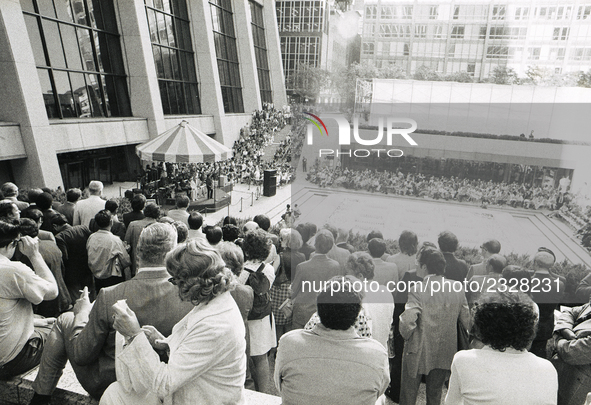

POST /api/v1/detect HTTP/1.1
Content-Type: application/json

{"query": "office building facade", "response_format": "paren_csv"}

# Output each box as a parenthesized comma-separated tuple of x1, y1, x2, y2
(0, 0, 286, 189)
(360, 0, 591, 79)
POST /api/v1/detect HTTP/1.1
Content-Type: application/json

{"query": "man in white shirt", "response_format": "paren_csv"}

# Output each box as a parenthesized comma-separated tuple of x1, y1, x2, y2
(187, 211, 205, 240)
(0, 222, 58, 380)
(87, 210, 130, 293)
(166, 195, 190, 225)
(73, 181, 105, 227)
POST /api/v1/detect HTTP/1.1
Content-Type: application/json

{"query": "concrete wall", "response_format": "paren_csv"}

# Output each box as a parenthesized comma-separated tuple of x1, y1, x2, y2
(370, 80, 591, 143)
(0, 124, 26, 160)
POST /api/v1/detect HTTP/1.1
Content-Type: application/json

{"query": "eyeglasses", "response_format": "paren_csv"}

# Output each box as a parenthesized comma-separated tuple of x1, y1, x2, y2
(168, 277, 178, 285)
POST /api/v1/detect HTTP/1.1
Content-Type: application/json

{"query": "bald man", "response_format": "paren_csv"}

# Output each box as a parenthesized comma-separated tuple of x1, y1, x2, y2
(530, 249, 565, 359)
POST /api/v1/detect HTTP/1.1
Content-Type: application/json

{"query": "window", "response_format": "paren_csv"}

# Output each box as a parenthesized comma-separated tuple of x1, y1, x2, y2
(538, 7, 547, 18)
(451, 26, 464, 38)
(403, 43, 409, 56)
(555, 67, 562, 74)
(448, 44, 455, 58)
(22, 0, 131, 119)
(570, 48, 591, 61)
(554, 48, 566, 60)
(429, 6, 438, 19)
(362, 42, 375, 55)
(553, 27, 570, 40)
(479, 26, 487, 39)
(515, 7, 529, 20)
(557, 6, 572, 19)
(276, 1, 324, 32)
(527, 47, 541, 60)
(489, 27, 527, 40)
(280, 36, 320, 88)
(402, 6, 413, 19)
(578, 6, 591, 20)
(364, 23, 376, 37)
(250, 2, 272, 104)
(487, 46, 509, 58)
(145, 0, 201, 115)
(467, 63, 476, 75)
(379, 24, 410, 38)
(380, 6, 395, 19)
(492, 5, 506, 20)
(210, 0, 243, 113)
(415, 25, 427, 38)
(365, 5, 377, 19)
(453, 6, 460, 19)
(434, 25, 445, 39)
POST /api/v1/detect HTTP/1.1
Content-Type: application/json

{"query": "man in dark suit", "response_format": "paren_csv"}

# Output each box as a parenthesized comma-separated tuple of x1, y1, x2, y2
(51, 213, 92, 301)
(124, 203, 160, 277)
(122, 194, 146, 229)
(438, 231, 469, 282)
(28, 223, 193, 404)
(56, 188, 81, 225)
(291, 229, 341, 329)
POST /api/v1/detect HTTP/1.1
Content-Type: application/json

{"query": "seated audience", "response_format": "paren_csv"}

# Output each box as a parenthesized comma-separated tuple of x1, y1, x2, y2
(28, 223, 193, 403)
(275, 276, 389, 405)
(445, 291, 557, 405)
(0, 222, 58, 380)
(100, 238, 246, 405)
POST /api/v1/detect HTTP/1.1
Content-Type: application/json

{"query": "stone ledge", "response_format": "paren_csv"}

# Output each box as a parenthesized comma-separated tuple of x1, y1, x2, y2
(0, 362, 281, 405)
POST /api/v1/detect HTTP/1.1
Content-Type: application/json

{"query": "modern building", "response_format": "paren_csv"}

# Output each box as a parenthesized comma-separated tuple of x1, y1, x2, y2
(0, 0, 286, 189)
(360, 0, 591, 79)
(276, 0, 359, 96)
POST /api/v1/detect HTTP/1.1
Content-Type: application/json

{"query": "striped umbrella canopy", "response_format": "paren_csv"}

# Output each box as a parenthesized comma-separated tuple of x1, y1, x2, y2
(136, 121, 232, 163)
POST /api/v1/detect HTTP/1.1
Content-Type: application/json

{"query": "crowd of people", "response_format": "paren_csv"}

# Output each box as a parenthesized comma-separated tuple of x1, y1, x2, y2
(2, 177, 591, 404)
(307, 165, 571, 210)
(137, 103, 296, 203)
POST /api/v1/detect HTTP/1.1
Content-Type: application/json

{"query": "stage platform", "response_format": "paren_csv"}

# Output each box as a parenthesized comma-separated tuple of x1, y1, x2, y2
(188, 188, 231, 213)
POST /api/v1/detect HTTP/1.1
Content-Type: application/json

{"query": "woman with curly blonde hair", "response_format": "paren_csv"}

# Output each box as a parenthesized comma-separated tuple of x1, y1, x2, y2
(101, 238, 246, 405)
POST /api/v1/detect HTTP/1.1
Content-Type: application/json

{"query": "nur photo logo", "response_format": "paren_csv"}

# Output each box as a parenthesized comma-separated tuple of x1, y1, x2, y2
(304, 113, 419, 158)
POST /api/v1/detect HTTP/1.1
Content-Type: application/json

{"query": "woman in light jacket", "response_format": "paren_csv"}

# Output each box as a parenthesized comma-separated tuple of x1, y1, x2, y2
(100, 238, 246, 405)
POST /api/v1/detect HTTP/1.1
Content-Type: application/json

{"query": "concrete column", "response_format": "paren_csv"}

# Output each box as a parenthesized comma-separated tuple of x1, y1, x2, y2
(116, 0, 166, 137)
(234, 0, 262, 112)
(0, 0, 63, 188)
(189, 0, 228, 144)
(264, 0, 288, 106)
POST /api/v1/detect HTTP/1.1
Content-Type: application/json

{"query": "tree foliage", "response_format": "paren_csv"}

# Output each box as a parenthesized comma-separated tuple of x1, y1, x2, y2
(287, 63, 331, 102)
(490, 66, 519, 85)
